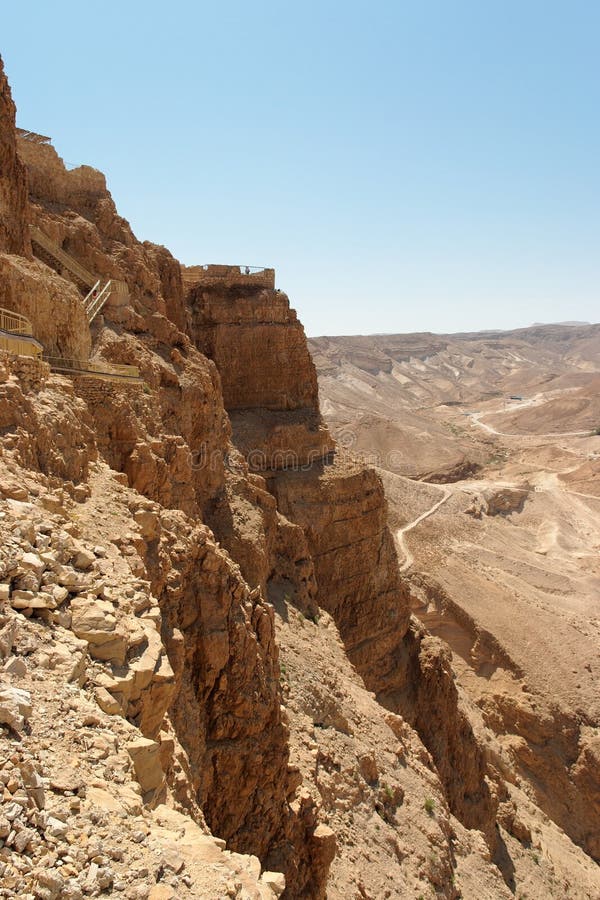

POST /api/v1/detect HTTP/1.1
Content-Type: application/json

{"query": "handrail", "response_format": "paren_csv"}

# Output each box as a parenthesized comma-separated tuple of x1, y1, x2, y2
(29, 227, 116, 323)
(88, 360, 139, 377)
(200, 264, 269, 275)
(85, 280, 112, 322)
(30, 226, 97, 288)
(0, 307, 34, 335)
(43, 356, 140, 380)
(17, 128, 52, 145)
(84, 279, 101, 307)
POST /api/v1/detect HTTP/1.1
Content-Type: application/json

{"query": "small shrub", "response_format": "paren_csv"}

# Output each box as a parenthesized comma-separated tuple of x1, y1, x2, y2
(424, 796, 435, 816)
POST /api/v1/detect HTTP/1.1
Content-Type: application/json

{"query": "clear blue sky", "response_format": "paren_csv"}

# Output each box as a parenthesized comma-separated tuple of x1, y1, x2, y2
(3, 1, 599, 336)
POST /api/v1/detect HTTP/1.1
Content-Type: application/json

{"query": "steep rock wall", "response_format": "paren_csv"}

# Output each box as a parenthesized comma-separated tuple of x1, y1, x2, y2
(188, 282, 318, 411)
(0, 253, 91, 360)
(0, 57, 29, 256)
(269, 456, 412, 695)
(188, 279, 502, 852)
(398, 622, 498, 840)
(2, 58, 600, 898)
(17, 137, 107, 217)
(0, 357, 332, 897)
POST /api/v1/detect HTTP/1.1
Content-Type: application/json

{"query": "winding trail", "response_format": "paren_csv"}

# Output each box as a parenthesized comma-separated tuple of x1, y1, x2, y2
(469, 411, 591, 439)
(396, 487, 451, 572)
(394, 388, 598, 574)
(395, 476, 599, 574)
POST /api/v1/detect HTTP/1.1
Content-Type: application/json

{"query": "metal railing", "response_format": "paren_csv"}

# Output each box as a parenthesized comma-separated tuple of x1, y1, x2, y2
(0, 307, 34, 336)
(84, 280, 113, 323)
(43, 356, 141, 381)
(17, 128, 52, 145)
(199, 264, 269, 275)
(30, 226, 97, 288)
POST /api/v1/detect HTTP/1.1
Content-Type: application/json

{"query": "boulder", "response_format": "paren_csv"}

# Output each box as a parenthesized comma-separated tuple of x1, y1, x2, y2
(70, 596, 128, 664)
(126, 737, 164, 794)
(71, 545, 96, 570)
(0, 684, 32, 731)
(95, 686, 122, 716)
(261, 871, 286, 897)
(11, 590, 57, 610)
(20, 552, 46, 579)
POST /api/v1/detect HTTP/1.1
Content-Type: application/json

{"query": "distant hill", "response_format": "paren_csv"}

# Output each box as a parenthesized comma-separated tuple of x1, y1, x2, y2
(308, 321, 600, 479)
(532, 320, 591, 326)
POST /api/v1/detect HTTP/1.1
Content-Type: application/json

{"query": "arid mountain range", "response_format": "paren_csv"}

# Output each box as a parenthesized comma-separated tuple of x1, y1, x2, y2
(310, 324, 600, 481)
(0, 51, 599, 900)
(310, 324, 600, 889)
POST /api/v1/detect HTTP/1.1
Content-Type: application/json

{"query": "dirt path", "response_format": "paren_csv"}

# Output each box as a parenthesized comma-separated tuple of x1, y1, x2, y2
(395, 387, 598, 573)
(469, 411, 590, 439)
(396, 487, 451, 571)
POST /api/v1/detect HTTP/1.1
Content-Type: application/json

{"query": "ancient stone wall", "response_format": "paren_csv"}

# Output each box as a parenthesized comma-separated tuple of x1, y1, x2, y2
(17, 136, 107, 215)
(72, 375, 144, 404)
(0, 351, 50, 391)
(182, 264, 275, 290)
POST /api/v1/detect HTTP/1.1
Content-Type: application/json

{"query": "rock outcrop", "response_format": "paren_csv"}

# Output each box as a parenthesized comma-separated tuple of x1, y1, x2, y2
(188, 279, 318, 411)
(0, 254, 92, 360)
(0, 59, 29, 256)
(0, 53, 598, 900)
(269, 456, 412, 697)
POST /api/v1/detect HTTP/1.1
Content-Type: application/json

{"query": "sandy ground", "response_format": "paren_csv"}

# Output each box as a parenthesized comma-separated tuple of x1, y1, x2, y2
(313, 325, 600, 885)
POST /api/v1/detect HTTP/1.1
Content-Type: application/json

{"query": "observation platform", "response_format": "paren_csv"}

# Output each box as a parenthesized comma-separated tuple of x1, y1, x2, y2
(181, 264, 275, 291)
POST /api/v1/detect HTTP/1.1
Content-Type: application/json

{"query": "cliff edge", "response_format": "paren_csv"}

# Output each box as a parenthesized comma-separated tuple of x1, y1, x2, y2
(0, 57, 598, 900)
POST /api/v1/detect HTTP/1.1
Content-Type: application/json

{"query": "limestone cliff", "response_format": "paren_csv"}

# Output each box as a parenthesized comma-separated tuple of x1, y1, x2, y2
(0, 66, 91, 361)
(0, 58, 28, 256)
(0, 54, 598, 900)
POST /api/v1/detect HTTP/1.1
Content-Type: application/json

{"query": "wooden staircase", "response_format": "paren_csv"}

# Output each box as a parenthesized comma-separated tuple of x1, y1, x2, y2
(0, 307, 43, 358)
(83, 280, 114, 323)
(29, 225, 114, 322)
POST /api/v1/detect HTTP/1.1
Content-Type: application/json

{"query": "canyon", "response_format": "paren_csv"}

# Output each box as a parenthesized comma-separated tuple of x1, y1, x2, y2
(310, 325, 600, 892)
(0, 54, 599, 900)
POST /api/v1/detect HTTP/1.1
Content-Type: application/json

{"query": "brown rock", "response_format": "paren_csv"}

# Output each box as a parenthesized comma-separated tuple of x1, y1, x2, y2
(269, 456, 411, 697)
(95, 686, 122, 716)
(188, 283, 318, 411)
(148, 888, 176, 900)
(0, 56, 29, 255)
(126, 737, 164, 794)
(70, 596, 128, 664)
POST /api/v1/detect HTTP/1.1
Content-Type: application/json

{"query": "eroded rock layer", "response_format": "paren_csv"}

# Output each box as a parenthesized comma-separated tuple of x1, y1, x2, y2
(0, 59, 29, 256)
(0, 53, 598, 900)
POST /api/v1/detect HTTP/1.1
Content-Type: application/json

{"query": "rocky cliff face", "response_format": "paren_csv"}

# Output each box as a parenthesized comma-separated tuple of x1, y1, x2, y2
(188, 280, 318, 411)
(1, 54, 598, 899)
(269, 457, 411, 695)
(0, 59, 28, 256)
(186, 275, 499, 849)
(0, 68, 91, 360)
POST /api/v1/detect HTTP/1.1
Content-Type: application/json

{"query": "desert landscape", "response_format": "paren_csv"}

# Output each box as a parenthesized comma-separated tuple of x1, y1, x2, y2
(311, 325, 600, 884)
(0, 44, 599, 900)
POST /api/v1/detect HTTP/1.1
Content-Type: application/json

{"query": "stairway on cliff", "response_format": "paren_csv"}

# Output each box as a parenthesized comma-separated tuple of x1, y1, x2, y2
(29, 224, 116, 323)
(28, 226, 139, 380)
